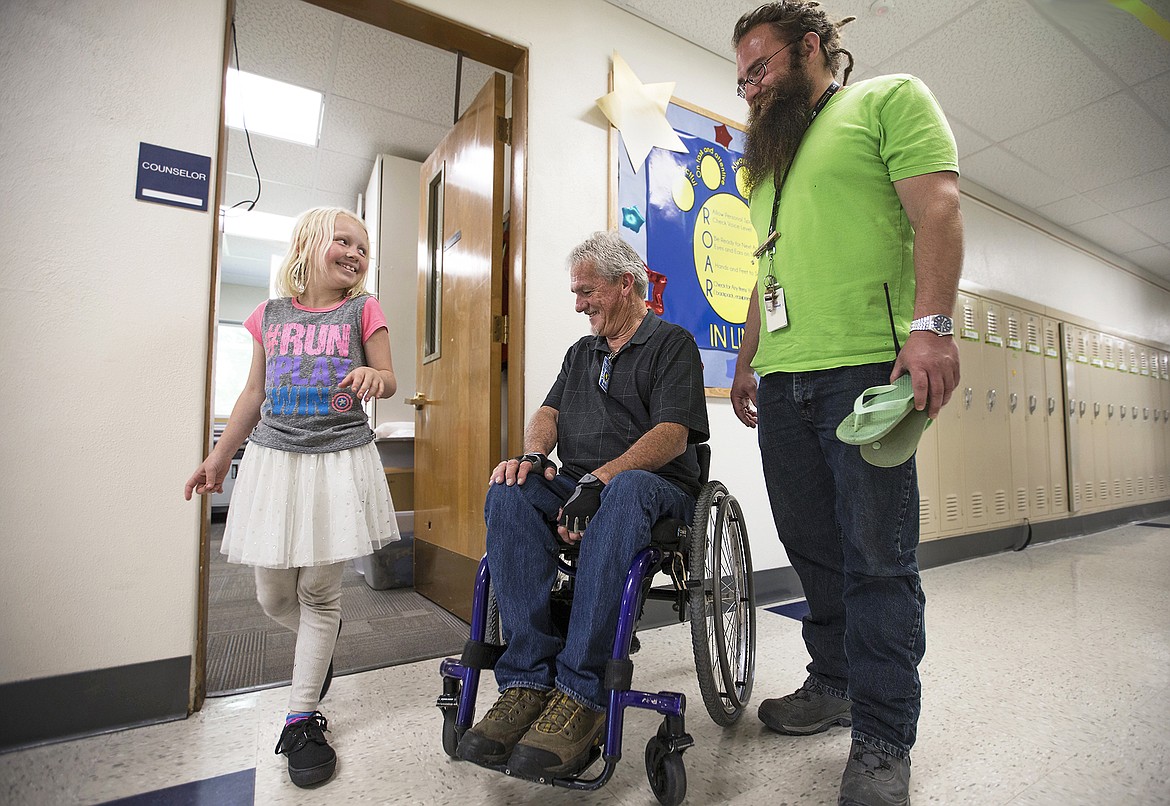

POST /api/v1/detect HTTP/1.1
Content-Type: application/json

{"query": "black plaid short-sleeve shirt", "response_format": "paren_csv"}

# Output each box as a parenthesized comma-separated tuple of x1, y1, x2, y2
(543, 311, 710, 497)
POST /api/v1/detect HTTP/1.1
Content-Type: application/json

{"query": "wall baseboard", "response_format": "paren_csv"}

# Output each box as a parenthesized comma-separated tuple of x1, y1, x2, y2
(0, 656, 190, 754)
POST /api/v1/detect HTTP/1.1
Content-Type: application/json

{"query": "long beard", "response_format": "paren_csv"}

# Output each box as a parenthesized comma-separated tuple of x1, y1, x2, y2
(742, 60, 814, 187)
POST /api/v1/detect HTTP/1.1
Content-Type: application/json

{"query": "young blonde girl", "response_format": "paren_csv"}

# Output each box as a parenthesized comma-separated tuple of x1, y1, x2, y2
(185, 207, 399, 788)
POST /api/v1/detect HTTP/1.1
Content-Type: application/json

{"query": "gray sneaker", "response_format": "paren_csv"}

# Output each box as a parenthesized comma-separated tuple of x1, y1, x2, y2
(838, 740, 911, 806)
(758, 676, 851, 735)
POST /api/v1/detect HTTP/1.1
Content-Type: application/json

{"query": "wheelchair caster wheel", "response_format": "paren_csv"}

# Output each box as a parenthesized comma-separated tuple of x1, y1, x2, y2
(645, 736, 687, 806)
(441, 706, 460, 758)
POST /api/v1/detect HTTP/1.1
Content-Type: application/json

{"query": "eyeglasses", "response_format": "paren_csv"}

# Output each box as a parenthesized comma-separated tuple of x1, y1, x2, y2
(737, 39, 801, 98)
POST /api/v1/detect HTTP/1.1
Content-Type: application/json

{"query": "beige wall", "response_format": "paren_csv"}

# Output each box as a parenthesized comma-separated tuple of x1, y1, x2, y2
(1, 0, 1167, 694)
(0, 0, 227, 685)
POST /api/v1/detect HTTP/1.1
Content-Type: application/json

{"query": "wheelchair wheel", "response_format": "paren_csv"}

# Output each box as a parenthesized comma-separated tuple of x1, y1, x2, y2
(688, 482, 756, 726)
(441, 705, 460, 758)
(645, 736, 687, 806)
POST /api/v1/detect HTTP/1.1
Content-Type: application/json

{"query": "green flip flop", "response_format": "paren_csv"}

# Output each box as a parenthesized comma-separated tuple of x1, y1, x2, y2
(836, 374, 916, 446)
(860, 408, 933, 467)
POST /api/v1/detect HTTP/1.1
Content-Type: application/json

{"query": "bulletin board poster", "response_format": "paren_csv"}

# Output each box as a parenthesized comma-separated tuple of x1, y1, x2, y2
(611, 100, 756, 396)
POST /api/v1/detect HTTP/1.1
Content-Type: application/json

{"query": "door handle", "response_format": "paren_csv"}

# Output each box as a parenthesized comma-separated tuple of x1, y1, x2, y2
(964, 387, 973, 409)
(1079, 400, 1086, 417)
(1093, 402, 1100, 418)
(1108, 403, 1114, 418)
(1028, 394, 1037, 414)
(406, 393, 430, 410)
(987, 389, 997, 412)
(1120, 405, 1126, 420)
(1009, 392, 1018, 413)
(1048, 396, 1056, 416)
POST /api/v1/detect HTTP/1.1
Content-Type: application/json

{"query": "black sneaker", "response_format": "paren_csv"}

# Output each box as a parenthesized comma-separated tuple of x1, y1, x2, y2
(275, 712, 336, 788)
(319, 618, 343, 702)
(839, 740, 910, 805)
(758, 676, 851, 735)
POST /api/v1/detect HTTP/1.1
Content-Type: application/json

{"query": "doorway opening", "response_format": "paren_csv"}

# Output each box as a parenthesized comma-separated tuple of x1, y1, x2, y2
(197, 0, 527, 709)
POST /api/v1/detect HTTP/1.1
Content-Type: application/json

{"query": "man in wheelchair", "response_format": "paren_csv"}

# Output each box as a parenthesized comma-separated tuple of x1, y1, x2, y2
(456, 231, 709, 780)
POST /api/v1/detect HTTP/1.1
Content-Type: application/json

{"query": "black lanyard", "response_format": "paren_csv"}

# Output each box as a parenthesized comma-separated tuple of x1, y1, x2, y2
(755, 81, 841, 263)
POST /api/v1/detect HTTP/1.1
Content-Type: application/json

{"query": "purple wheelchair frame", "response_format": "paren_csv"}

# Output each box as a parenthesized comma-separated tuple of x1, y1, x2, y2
(437, 540, 694, 793)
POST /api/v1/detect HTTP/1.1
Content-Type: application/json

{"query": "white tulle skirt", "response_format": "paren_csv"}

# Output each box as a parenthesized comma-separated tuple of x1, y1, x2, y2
(221, 441, 400, 569)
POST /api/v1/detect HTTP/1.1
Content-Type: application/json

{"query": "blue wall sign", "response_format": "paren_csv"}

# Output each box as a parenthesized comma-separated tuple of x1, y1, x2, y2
(136, 142, 211, 211)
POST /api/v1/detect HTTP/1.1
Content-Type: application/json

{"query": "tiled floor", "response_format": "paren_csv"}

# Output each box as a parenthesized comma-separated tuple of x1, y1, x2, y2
(3, 520, 1168, 805)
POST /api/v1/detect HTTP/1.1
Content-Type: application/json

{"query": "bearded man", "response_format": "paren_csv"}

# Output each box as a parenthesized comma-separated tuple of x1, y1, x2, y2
(730, 3, 963, 805)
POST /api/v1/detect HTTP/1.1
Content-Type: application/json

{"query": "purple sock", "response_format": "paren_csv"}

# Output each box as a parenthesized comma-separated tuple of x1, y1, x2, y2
(285, 711, 314, 726)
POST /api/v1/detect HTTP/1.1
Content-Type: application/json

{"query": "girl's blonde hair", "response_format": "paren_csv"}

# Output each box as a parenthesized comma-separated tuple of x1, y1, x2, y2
(273, 207, 370, 300)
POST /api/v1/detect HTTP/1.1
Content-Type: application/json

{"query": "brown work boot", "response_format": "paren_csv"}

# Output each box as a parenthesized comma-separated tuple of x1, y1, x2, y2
(457, 687, 551, 765)
(507, 689, 606, 780)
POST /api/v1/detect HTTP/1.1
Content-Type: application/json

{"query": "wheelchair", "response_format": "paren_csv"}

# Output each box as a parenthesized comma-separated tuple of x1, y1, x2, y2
(436, 445, 756, 806)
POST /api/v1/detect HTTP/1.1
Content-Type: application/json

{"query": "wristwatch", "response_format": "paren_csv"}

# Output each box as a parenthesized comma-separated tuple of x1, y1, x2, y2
(910, 314, 954, 336)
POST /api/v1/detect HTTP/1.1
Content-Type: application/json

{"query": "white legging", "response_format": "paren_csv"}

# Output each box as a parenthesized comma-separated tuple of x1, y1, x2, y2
(254, 562, 345, 713)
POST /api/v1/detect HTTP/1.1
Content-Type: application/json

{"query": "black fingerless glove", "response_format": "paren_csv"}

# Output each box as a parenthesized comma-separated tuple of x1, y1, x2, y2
(559, 473, 605, 532)
(516, 451, 557, 475)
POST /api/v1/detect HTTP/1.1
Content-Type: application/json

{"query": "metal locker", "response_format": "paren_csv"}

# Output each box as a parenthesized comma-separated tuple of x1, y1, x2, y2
(1003, 305, 1030, 520)
(1041, 317, 1069, 516)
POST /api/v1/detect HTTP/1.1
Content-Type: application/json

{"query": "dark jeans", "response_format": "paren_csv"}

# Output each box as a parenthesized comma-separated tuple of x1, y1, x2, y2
(484, 470, 694, 711)
(757, 363, 926, 758)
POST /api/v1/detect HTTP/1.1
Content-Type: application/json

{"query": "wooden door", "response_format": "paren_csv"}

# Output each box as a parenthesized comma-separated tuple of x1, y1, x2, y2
(412, 75, 506, 620)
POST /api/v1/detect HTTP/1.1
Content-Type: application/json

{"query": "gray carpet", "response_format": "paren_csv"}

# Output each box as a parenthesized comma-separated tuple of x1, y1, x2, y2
(206, 520, 469, 696)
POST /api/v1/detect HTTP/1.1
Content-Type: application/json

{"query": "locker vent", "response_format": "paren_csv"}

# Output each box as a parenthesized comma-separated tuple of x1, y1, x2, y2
(1159, 475, 1167, 493)
(945, 494, 961, 523)
(1007, 317, 1019, 342)
(1137, 477, 1146, 497)
(1016, 487, 1028, 515)
(919, 498, 931, 528)
(1054, 485, 1066, 511)
(1026, 321, 1038, 346)
(1034, 486, 1048, 512)
(1113, 479, 1122, 499)
(1071, 485, 1081, 509)
(1124, 478, 1133, 498)
(1100, 480, 1110, 500)
(994, 490, 1008, 517)
(986, 309, 999, 337)
(1083, 481, 1094, 503)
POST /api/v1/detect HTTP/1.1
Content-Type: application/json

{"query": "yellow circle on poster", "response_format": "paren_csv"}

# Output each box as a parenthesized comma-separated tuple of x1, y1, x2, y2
(699, 154, 723, 190)
(735, 166, 750, 199)
(692, 193, 756, 324)
(673, 172, 695, 212)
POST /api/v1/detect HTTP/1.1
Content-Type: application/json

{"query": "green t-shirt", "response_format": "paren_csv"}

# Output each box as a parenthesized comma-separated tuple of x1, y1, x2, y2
(749, 74, 958, 375)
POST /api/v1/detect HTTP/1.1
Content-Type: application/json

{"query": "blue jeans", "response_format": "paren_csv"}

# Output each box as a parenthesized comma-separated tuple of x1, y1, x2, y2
(484, 470, 694, 711)
(757, 363, 925, 758)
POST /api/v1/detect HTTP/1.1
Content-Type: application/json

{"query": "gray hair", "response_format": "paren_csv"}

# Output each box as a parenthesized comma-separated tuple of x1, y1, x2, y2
(566, 231, 649, 298)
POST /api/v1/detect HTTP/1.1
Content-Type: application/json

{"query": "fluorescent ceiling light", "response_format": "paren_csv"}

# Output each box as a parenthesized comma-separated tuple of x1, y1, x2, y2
(220, 208, 297, 242)
(225, 68, 323, 146)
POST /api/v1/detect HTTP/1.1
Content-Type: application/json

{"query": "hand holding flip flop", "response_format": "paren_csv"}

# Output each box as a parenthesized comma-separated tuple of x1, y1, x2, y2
(836, 374, 933, 467)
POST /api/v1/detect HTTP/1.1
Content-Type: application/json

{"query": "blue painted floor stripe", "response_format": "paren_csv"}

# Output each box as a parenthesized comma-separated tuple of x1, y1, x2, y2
(765, 600, 810, 620)
(99, 768, 255, 805)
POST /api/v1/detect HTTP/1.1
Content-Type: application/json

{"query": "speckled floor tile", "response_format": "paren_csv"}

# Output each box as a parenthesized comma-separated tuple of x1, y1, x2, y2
(1, 521, 1167, 805)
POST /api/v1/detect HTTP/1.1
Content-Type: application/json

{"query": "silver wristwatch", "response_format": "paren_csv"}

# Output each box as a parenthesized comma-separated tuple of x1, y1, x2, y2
(909, 314, 954, 336)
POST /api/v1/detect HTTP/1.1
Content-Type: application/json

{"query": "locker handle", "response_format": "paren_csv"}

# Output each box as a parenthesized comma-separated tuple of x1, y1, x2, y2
(1093, 402, 1100, 418)
(1068, 398, 1076, 417)
(987, 389, 997, 412)
(1009, 392, 1018, 413)
(1132, 406, 1138, 419)
(1120, 405, 1126, 420)
(964, 387, 973, 409)
(1048, 397, 1056, 416)
(1078, 400, 1086, 417)
(1108, 403, 1114, 418)
(1028, 394, 1037, 414)
(1144, 407, 1150, 420)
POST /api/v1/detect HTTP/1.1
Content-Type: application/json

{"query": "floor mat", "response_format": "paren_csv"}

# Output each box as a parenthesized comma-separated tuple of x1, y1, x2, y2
(206, 520, 468, 696)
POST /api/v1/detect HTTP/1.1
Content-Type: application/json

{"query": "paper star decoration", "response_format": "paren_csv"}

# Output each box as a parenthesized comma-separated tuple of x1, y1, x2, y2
(621, 205, 646, 233)
(714, 123, 732, 149)
(596, 51, 686, 173)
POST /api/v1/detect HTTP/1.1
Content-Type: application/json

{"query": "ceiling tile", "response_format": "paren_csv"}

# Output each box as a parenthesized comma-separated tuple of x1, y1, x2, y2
(319, 95, 448, 164)
(224, 174, 352, 219)
(947, 116, 992, 159)
(1036, 194, 1109, 228)
(332, 18, 457, 128)
(960, 147, 1076, 208)
(1001, 92, 1170, 193)
(233, 0, 338, 92)
(225, 129, 318, 192)
(1124, 244, 1170, 279)
(315, 150, 375, 202)
(1070, 214, 1159, 255)
(1116, 197, 1170, 243)
(1084, 165, 1170, 212)
(1029, 0, 1170, 85)
(1134, 71, 1170, 128)
(882, 0, 1119, 142)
